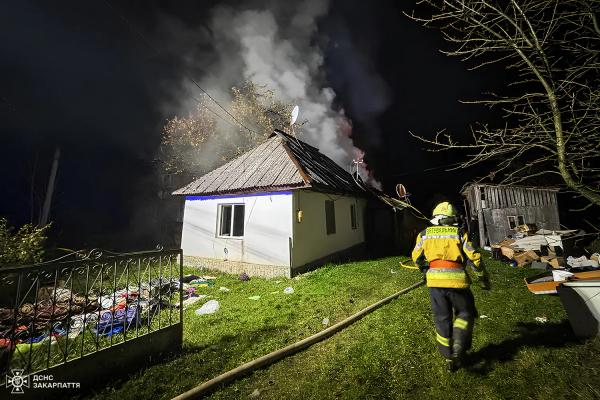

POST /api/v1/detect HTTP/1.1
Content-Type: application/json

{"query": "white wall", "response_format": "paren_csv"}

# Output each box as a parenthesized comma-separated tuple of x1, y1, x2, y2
(291, 190, 366, 268)
(181, 192, 293, 267)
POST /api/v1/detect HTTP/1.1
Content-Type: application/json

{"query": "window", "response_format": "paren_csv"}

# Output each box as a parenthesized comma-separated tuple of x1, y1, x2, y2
(350, 204, 357, 230)
(325, 200, 336, 235)
(507, 215, 525, 230)
(218, 204, 245, 237)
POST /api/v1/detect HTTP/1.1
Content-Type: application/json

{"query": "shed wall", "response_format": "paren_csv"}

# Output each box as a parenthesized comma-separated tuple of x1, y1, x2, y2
(463, 184, 560, 245)
(482, 206, 560, 244)
(181, 192, 293, 268)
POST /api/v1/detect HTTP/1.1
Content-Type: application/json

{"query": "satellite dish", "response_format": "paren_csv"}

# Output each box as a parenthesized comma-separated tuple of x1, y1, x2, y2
(290, 105, 299, 125)
(396, 184, 408, 199)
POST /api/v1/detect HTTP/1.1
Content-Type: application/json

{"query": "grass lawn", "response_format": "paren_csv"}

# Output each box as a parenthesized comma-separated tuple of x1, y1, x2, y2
(90, 255, 600, 400)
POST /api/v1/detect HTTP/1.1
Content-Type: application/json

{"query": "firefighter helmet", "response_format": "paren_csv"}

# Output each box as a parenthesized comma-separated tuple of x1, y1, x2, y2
(432, 202, 457, 218)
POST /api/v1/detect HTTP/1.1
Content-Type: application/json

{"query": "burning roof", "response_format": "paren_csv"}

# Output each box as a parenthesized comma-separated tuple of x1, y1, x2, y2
(173, 130, 366, 197)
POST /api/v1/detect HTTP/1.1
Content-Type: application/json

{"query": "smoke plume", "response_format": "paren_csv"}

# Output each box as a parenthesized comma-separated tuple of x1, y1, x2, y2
(167, 0, 382, 188)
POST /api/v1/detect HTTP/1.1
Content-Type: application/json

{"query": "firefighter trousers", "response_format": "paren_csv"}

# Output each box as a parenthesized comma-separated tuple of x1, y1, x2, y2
(428, 287, 476, 360)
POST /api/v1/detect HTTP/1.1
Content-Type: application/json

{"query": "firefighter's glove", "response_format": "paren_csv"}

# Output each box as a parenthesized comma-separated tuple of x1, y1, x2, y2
(479, 276, 491, 291)
(418, 264, 428, 283)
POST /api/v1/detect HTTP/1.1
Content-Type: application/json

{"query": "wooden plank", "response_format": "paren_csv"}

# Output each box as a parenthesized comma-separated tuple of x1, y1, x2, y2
(497, 187, 504, 208)
(540, 190, 546, 206)
(474, 186, 486, 246)
(497, 187, 502, 208)
(493, 187, 499, 209)
(483, 186, 489, 209)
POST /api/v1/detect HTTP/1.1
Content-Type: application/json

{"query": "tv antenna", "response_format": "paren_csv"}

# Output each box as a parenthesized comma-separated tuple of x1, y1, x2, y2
(352, 158, 364, 180)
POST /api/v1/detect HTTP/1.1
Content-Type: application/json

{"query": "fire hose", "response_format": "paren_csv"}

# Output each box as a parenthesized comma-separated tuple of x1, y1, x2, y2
(171, 280, 424, 400)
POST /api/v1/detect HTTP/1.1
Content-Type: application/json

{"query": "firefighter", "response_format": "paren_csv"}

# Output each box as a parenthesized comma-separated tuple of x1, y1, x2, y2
(411, 201, 490, 372)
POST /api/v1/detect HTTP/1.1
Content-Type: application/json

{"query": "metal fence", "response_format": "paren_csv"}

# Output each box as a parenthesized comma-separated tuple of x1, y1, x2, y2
(0, 247, 183, 388)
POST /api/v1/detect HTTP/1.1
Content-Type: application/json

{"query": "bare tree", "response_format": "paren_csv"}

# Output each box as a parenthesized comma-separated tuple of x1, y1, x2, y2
(160, 81, 295, 177)
(407, 0, 600, 208)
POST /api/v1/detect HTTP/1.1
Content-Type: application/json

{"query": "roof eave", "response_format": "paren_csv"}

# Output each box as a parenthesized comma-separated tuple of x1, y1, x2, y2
(173, 182, 309, 197)
(304, 182, 369, 198)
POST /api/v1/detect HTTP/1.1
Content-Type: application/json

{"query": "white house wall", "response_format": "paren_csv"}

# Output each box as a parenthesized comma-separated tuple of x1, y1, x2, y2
(291, 190, 366, 268)
(181, 192, 293, 267)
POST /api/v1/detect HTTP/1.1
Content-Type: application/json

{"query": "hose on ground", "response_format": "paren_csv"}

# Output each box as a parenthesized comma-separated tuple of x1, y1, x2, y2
(172, 280, 425, 400)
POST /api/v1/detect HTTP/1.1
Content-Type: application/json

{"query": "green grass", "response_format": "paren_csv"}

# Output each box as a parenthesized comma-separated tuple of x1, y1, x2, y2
(90, 256, 599, 400)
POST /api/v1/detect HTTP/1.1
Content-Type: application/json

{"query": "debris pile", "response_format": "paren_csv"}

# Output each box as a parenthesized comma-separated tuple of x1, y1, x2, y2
(491, 226, 585, 269)
(490, 225, 600, 295)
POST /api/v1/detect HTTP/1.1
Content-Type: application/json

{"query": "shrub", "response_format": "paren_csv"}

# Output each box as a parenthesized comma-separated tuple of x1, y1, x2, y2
(0, 218, 49, 266)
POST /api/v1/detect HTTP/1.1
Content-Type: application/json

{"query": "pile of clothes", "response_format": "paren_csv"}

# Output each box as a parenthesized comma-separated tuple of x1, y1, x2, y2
(0, 277, 180, 369)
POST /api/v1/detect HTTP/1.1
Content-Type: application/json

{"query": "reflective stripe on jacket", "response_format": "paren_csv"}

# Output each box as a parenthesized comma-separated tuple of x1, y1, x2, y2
(411, 225, 485, 289)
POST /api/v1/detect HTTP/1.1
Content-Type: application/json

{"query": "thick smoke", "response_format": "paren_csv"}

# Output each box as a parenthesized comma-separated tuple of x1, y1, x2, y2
(169, 0, 382, 188)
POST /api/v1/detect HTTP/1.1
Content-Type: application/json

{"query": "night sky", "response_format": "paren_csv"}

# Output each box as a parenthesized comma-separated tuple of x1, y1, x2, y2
(0, 0, 504, 249)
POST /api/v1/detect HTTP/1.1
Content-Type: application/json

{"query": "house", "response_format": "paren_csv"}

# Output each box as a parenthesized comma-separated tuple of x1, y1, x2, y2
(173, 130, 368, 278)
(461, 183, 560, 246)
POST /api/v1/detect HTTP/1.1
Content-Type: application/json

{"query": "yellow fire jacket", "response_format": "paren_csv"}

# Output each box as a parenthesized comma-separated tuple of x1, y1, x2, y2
(411, 225, 486, 289)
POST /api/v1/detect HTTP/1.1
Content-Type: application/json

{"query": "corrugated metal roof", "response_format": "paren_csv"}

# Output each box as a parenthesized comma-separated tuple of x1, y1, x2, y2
(173, 130, 366, 196)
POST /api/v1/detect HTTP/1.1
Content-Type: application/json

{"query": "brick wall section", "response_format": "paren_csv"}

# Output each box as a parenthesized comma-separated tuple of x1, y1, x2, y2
(183, 256, 291, 278)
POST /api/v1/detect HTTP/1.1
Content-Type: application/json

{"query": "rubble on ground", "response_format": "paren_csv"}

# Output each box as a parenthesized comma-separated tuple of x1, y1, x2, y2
(490, 225, 589, 269)
(489, 224, 600, 295)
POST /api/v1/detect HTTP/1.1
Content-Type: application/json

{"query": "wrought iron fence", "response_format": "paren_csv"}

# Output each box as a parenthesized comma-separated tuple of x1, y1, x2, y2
(0, 247, 183, 384)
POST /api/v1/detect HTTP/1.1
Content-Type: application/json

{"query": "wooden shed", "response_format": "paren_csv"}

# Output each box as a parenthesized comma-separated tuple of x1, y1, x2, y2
(462, 183, 560, 246)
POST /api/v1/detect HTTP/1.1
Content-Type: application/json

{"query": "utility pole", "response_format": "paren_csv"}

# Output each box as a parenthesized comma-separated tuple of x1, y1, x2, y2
(40, 147, 60, 226)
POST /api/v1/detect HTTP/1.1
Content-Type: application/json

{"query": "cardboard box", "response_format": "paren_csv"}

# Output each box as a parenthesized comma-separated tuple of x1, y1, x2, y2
(501, 246, 516, 259)
(492, 239, 515, 249)
(515, 224, 537, 233)
(549, 257, 565, 269)
(514, 250, 540, 267)
(525, 270, 600, 294)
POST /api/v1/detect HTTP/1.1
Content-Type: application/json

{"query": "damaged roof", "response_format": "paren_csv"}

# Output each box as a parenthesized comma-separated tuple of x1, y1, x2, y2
(173, 130, 366, 197)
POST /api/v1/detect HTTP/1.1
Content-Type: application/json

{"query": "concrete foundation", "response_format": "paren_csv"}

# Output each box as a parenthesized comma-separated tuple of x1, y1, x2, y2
(183, 255, 291, 278)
